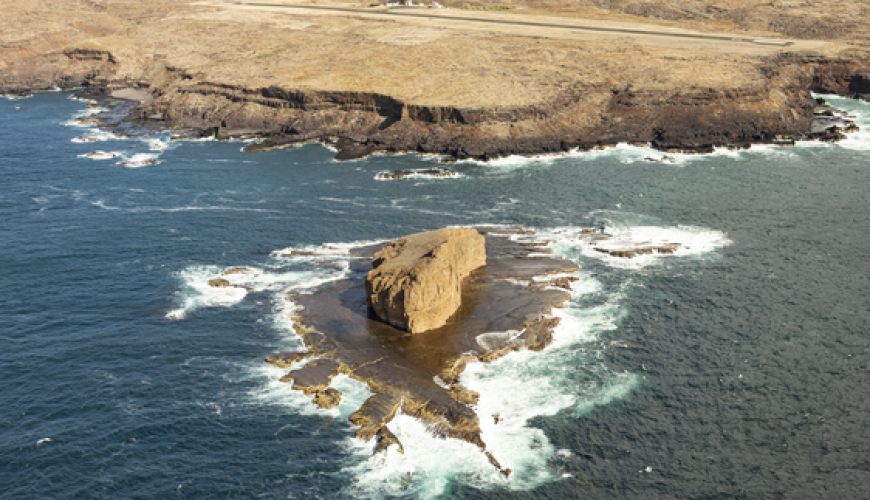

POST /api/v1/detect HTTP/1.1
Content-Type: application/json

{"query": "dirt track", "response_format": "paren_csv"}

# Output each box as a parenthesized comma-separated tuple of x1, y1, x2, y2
(235, 1, 800, 46)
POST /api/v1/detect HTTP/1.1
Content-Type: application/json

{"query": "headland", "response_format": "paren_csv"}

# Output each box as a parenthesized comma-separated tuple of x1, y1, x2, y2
(3, 0, 870, 159)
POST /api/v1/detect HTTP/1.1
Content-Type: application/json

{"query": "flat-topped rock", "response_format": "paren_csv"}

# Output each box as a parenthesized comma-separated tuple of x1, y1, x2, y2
(366, 228, 486, 333)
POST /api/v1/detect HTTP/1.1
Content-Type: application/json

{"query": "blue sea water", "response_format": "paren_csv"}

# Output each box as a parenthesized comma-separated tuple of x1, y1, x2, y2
(2, 91, 869, 499)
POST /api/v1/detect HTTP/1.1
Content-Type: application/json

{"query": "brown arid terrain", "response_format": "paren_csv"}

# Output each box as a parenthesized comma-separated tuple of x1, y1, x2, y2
(3, 0, 869, 157)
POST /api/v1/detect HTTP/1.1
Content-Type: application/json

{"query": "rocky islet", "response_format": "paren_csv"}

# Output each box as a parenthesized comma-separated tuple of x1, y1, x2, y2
(263, 227, 581, 476)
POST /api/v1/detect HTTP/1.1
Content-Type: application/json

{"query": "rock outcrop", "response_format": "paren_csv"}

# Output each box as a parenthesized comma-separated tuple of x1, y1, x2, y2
(365, 228, 486, 334)
(256, 227, 578, 475)
(593, 240, 682, 258)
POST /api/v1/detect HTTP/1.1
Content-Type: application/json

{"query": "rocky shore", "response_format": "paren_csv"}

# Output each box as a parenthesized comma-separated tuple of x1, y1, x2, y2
(4, 52, 866, 160)
(159, 55, 870, 159)
(3, 1, 870, 161)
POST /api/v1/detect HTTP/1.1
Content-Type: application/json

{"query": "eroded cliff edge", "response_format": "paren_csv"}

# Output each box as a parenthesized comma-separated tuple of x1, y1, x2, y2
(3, 1, 869, 159)
(151, 54, 870, 157)
(6, 51, 869, 158)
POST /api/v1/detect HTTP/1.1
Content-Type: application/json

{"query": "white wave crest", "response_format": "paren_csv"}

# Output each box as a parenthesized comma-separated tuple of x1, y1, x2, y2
(165, 266, 249, 320)
(77, 151, 121, 160)
(544, 224, 731, 270)
(272, 239, 387, 259)
(117, 153, 160, 168)
(166, 260, 351, 320)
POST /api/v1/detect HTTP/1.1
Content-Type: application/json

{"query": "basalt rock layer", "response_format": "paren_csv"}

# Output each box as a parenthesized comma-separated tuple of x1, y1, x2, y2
(117, 54, 870, 158)
(264, 227, 579, 476)
(2, 43, 869, 159)
(365, 228, 486, 334)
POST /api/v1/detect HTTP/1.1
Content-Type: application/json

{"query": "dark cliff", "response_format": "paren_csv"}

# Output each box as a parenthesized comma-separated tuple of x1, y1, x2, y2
(3, 49, 869, 159)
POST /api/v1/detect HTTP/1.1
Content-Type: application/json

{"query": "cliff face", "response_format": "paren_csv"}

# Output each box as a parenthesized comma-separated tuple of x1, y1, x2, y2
(2, 46, 868, 158)
(0, 47, 118, 96)
(125, 53, 869, 158)
(366, 228, 486, 334)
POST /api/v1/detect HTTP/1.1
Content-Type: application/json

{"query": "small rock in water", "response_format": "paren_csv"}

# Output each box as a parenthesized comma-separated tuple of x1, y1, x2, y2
(644, 155, 677, 164)
(375, 168, 458, 180)
(207, 278, 231, 287)
(222, 267, 252, 276)
(312, 388, 341, 409)
(119, 159, 157, 166)
(594, 241, 681, 258)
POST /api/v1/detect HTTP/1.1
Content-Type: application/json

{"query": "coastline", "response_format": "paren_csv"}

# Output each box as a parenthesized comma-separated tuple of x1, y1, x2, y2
(4, 1, 870, 162)
(6, 81, 870, 498)
(7, 52, 867, 162)
(61, 80, 862, 164)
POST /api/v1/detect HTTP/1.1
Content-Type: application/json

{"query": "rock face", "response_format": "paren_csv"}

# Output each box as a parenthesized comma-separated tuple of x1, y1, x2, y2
(366, 228, 486, 333)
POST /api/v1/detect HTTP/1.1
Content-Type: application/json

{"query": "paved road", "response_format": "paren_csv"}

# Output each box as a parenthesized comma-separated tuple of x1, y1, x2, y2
(226, 2, 793, 46)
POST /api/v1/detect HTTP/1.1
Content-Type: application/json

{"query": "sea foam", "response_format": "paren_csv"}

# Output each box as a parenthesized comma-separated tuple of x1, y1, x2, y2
(544, 223, 731, 270)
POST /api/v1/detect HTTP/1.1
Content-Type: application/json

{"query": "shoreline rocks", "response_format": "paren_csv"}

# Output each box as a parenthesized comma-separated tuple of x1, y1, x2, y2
(3, 46, 868, 161)
(593, 240, 682, 258)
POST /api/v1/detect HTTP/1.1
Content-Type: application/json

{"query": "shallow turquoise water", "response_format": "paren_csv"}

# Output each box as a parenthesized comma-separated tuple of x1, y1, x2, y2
(2, 92, 869, 498)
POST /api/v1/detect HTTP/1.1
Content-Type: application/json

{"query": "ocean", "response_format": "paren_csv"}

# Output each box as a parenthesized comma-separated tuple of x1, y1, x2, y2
(2, 91, 869, 499)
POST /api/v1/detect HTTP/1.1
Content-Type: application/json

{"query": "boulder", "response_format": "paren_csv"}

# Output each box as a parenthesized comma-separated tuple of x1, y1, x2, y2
(365, 228, 485, 333)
